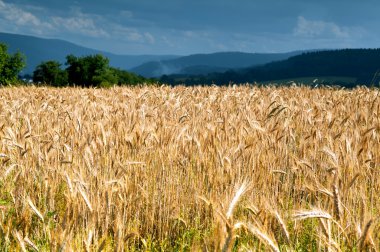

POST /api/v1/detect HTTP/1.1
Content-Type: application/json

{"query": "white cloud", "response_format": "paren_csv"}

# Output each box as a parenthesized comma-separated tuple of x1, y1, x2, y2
(0, 1, 151, 44)
(183, 30, 210, 39)
(294, 16, 350, 38)
(52, 15, 109, 38)
(127, 32, 143, 41)
(144, 32, 155, 44)
(0, 0, 52, 33)
(184, 31, 196, 38)
(112, 25, 143, 41)
(49, 7, 110, 38)
(111, 25, 156, 44)
(161, 35, 176, 47)
(119, 10, 133, 19)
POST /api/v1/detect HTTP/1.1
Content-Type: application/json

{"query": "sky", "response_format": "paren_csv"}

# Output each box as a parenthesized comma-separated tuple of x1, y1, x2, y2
(0, 0, 379, 55)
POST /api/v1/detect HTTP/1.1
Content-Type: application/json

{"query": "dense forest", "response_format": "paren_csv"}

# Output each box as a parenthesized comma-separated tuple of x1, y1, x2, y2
(161, 49, 380, 86)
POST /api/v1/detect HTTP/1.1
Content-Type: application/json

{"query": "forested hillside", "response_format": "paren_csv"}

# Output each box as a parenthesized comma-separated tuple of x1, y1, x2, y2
(163, 49, 380, 86)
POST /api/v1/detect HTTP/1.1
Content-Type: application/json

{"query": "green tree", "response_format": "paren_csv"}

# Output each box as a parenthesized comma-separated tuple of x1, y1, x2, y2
(109, 67, 147, 85)
(33, 60, 68, 86)
(0, 43, 26, 85)
(65, 54, 150, 87)
(65, 54, 117, 87)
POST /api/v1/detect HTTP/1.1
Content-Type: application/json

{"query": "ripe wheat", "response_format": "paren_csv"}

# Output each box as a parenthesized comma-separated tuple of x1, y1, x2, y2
(0, 85, 379, 251)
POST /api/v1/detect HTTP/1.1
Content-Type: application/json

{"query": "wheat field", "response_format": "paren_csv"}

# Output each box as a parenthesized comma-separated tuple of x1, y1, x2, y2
(0, 85, 379, 251)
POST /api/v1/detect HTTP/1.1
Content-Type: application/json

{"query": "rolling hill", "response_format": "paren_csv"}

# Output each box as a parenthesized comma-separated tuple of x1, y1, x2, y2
(163, 49, 380, 86)
(131, 51, 303, 77)
(0, 32, 179, 74)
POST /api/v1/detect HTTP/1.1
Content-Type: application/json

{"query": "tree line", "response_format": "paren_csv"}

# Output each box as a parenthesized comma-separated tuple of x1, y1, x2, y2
(0, 42, 150, 86)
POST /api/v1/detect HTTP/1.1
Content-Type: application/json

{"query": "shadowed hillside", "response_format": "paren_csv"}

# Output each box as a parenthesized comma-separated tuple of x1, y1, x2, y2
(131, 51, 303, 77)
(163, 49, 380, 86)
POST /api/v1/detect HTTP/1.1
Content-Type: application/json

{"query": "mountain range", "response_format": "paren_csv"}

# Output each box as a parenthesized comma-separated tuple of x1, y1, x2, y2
(163, 49, 380, 86)
(0, 32, 303, 77)
(130, 51, 303, 77)
(2, 32, 379, 87)
(0, 32, 178, 75)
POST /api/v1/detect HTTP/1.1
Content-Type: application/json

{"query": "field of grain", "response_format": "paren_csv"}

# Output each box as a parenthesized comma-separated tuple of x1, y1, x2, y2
(0, 85, 379, 251)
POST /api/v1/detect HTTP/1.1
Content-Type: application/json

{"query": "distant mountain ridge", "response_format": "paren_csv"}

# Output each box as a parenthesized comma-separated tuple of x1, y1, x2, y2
(0, 32, 179, 74)
(131, 51, 304, 77)
(164, 49, 380, 86)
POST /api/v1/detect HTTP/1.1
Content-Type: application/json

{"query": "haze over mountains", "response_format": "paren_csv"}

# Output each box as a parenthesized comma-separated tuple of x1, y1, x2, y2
(0, 32, 178, 74)
(0, 32, 304, 77)
(131, 51, 303, 77)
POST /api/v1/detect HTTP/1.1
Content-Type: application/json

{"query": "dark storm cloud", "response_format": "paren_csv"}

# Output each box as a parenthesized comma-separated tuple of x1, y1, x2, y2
(0, 0, 379, 54)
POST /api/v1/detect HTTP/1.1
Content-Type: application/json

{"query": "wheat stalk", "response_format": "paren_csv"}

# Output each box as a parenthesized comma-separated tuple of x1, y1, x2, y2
(226, 181, 249, 219)
(27, 197, 44, 222)
(246, 223, 280, 252)
(293, 209, 333, 221)
(78, 186, 93, 213)
(0, 86, 379, 250)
